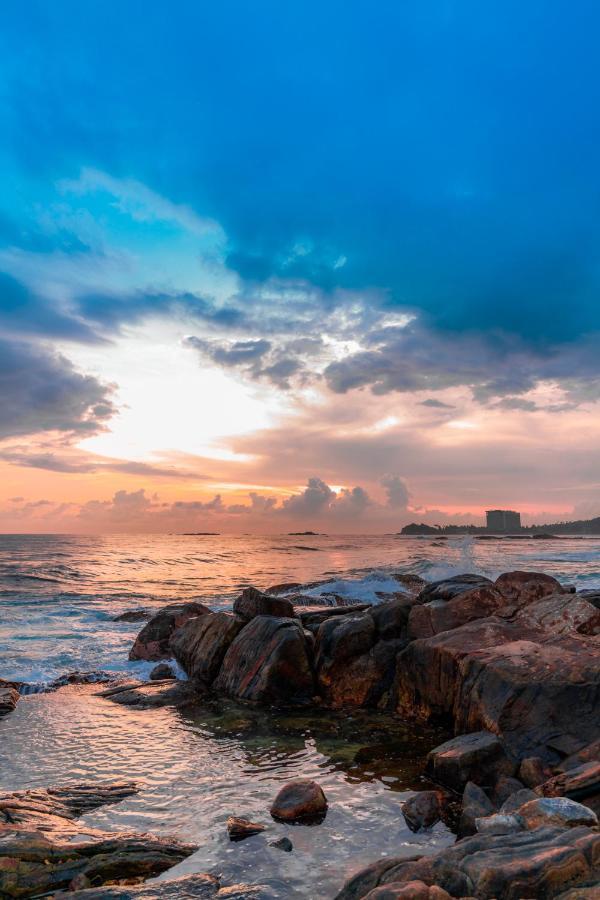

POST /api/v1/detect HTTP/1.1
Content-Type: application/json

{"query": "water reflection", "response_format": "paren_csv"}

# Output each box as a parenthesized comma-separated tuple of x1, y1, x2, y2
(0, 687, 454, 898)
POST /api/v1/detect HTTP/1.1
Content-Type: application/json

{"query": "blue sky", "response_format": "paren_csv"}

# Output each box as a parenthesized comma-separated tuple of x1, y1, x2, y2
(1, 2, 600, 530)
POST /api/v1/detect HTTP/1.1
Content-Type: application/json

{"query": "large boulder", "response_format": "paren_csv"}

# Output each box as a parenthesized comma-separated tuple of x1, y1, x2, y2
(314, 612, 402, 707)
(233, 587, 295, 620)
(335, 826, 600, 900)
(363, 883, 452, 900)
(425, 732, 515, 793)
(536, 760, 600, 815)
(368, 596, 417, 641)
(213, 616, 315, 704)
(393, 617, 600, 761)
(170, 612, 246, 684)
(129, 602, 211, 661)
(416, 573, 493, 603)
(407, 586, 507, 640)
(517, 592, 600, 635)
(401, 791, 445, 832)
(494, 570, 565, 605)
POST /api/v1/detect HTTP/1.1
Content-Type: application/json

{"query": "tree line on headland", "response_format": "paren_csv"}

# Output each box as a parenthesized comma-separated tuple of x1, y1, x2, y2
(400, 516, 600, 535)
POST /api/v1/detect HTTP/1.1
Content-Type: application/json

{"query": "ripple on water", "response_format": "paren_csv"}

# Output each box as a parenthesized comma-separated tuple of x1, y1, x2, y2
(0, 686, 454, 899)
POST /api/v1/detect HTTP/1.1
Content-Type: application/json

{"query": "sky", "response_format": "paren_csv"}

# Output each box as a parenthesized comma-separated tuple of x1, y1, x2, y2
(1, 1, 600, 533)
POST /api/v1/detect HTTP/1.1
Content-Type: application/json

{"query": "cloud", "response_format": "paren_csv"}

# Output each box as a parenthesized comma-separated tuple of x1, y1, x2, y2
(381, 474, 409, 508)
(0, 337, 117, 439)
(420, 398, 455, 409)
(0, 446, 197, 478)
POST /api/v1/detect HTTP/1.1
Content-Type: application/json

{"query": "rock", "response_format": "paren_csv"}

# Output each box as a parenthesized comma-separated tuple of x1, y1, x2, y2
(100, 679, 202, 709)
(401, 791, 444, 832)
(369, 596, 417, 641)
(270, 779, 327, 823)
(474, 812, 524, 835)
(314, 612, 404, 707)
(170, 612, 246, 684)
(129, 602, 212, 661)
(494, 570, 565, 605)
(269, 836, 293, 851)
(537, 760, 600, 805)
(499, 788, 537, 813)
(407, 586, 507, 640)
(561, 738, 600, 770)
(491, 775, 525, 806)
(0, 681, 19, 718)
(213, 616, 315, 705)
(149, 662, 175, 680)
(519, 756, 551, 788)
(233, 587, 295, 620)
(0, 782, 198, 897)
(297, 604, 372, 634)
(333, 854, 428, 900)
(518, 796, 598, 829)
(337, 826, 600, 900)
(363, 883, 452, 900)
(425, 732, 515, 793)
(62, 873, 269, 898)
(393, 617, 600, 760)
(458, 781, 495, 838)
(517, 592, 600, 635)
(226, 816, 267, 841)
(391, 573, 428, 595)
(46, 671, 114, 689)
(113, 609, 151, 622)
(416, 574, 493, 603)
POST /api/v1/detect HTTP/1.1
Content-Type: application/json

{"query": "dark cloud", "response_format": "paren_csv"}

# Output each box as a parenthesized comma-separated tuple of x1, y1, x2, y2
(0, 447, 197, 478)
(0, 271, 101, 342)
(381, 474, 409, 509)
(420, 398, 455, 409)
(184, 334, 311, 390)
(0, 337, 117, 439)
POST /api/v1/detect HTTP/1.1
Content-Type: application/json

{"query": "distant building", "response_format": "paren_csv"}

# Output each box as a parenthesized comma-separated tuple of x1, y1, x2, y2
(486, 509, 521, 532)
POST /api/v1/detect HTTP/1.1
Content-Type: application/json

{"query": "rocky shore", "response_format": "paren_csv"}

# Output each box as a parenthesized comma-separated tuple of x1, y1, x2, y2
(1, 569, 599, 897)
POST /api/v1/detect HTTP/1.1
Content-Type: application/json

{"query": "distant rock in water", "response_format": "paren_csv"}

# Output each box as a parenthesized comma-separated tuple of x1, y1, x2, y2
(0, 680, 19, 718)
(270, 779, 328, 823)
(288, 530, 322, 535)
(113, 608, 152, 623)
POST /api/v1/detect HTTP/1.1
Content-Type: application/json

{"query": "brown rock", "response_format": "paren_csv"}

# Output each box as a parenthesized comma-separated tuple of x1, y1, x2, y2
(0, 681, 19, 718)
(491, 775, 526, 806)
(297, 604, 372, 634)
(494, 570, 564, 605)
(394, 617, 600, 761)
(425, 731, 515, 793)
(270, 779, 327, 822)
(226, 816, 267, 841)
(149, 662, 175, 680)
(536, 760, 600, 814)
(518, 796, 598, 830)
(517, 592, 600, 635)
(499, 787, 537, 813)
(112, 609, 151, 623)
(66, 873, 267, 898)
(333, 854, 428, 900)
(458, 781, 495, 837)
(213, 616, 314, 704)
(129, 602, 212, 661)
(416, 574, 493, 603)
(401, 791, 444, 832)
(363, 883, 452, 900)
(101, 679, 202, 709)
(519, 756, 551, 788)
(233, 587, 295, 620)
(407, 586, 507, 640)
(170, 611, 246, 684)
(369, 596, 417, 641)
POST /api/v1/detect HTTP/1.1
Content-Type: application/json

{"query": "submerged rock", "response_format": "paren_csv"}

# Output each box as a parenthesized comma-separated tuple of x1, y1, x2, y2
(269, 836, 293, 852)
(99, 680, 201, 709)
(214, 616, 315, 704)
(129, 602, 211, 661)
(270, 779, 328, 823)
(65, 873, 269, 898)
(113, 609, 151, 623)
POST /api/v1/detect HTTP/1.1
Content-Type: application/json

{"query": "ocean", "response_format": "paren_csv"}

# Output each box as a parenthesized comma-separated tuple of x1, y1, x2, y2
(1, 532, 599, 898)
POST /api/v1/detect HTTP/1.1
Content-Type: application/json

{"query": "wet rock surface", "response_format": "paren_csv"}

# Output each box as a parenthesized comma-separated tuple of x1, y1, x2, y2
(0, 782, 197, 898)
(0, 680, 19, 718)
(171, 611, 246, 685)
(232, 587, 295, 621)
(98, 679, 202, 709)
(129, 602, 211, 661)
(61, 873, 269, 898)
(401, 791, 445, 832)
(269, 779, 328, 823)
